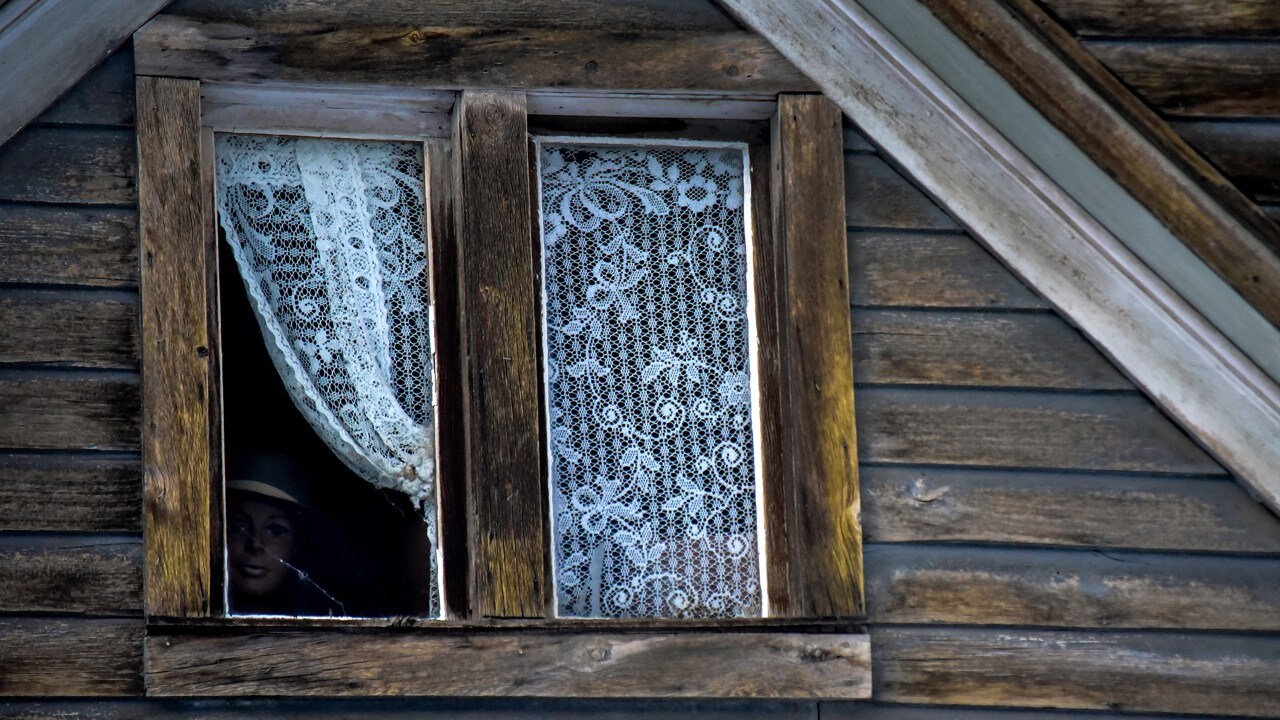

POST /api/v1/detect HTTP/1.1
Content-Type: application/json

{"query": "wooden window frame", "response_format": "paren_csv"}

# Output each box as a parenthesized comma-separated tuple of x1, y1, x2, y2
(137, 53, 867, 701)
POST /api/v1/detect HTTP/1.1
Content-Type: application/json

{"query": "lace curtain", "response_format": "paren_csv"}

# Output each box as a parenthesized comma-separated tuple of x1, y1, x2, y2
(215, 134, 438, 616)
(539, 142, 761, 618)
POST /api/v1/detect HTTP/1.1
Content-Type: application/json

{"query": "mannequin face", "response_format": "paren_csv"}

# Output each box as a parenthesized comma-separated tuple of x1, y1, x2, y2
(228, 495, 299, 604)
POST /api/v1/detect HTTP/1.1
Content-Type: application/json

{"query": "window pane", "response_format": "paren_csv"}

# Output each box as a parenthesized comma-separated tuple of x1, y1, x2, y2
(216, 134, 440, 618)
(539, 141, 762, 618)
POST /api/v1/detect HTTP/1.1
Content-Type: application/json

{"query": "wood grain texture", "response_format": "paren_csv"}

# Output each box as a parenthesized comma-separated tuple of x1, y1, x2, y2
(1039, 0, 1280, 38)
(871, 626, 1280, 716)
(0, 289, 139, 368)
(0, 534, 141, 614)
(162, 0, 740, 31)
(917, 0, 1280, 330)
(137, 76, 213, 618)
(0, 618, 142, 696)
(0, 370, 139, 450)
(454, 91, 544, 619)
(857, 388, 1223, 474)
(0, 126, 134, 205)
(36, 49, 134, 127)
(748, 145, 791, 616)
(1172, 118, 1280, 202)
(861, 466, 1280, 552)
(865, 544, 1280, 630)
(844, 155, 958, 231)
(0, 698, 819, 720)
(852, 309, 1131, 390)
(0, 0, 165, 146)
(134, 15, 815, 94)
(1087, 39, 1280, 118)
(721, 0, 1280, 507)
(0, 205, 138, 287)
(772, 95, 863, 618)
(825, 706, 1226, 720)
(0, 453, 141, 532)
(427, 137, 468, 619)
(146, 631, 871, 699)
(847, 232, 1049, 310)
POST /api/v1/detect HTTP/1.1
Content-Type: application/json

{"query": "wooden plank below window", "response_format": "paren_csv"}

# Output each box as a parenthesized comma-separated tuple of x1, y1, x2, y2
(145, 631, 871, 699)
(137, 75, 213, 619)
(770, 95, 863, 618)
(453, 90, 545, 619)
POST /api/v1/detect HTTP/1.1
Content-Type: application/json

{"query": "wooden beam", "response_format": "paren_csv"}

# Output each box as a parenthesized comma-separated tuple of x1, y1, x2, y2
(1037, 0, 1280, 38)
(145, 631, 871, 699)
(0, 0, 168, 147)
(1087, 39, 1280, 118)
(453, 90, 545, 619)
(718, 0, 1280, 514)
(0, 453, 141, 533)
(866, 544, 1280, 630)
(137, 76, 213, 619)
(862, 466, 1280, 553)
(0, 288, 140, 369)
(913, 0, 1280, 336)
(0, 618, 142, 696)
(847, 231, 1050, 310)
(872, 627, 1280, 716)
(133, 14, 815, 94)
(853, 309, 1132, 390)
(0, 206, 138, 288)
(0, 370, 140, 451)
(0, 534, 141, 615)
(156, 0, 742, 32)
(0, 126, 136, 205)
(771, 95, 863, 618)
(201, 83, 454, 141)
(857, 388, 1223, 474)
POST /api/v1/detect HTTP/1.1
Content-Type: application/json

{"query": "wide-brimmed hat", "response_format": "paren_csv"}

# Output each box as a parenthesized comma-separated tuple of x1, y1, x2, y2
(226, 451, 316, 512)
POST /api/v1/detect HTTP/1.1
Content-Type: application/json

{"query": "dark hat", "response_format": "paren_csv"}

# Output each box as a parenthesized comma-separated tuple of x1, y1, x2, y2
(226, 451, 316, 511)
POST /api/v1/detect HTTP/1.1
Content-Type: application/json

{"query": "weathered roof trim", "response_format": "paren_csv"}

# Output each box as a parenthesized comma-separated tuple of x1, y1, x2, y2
(0, 0, 170, 146)
(719, 0, 1280, 513)
(916, 0, 1280, 338)
(862, 0, 1280, 388)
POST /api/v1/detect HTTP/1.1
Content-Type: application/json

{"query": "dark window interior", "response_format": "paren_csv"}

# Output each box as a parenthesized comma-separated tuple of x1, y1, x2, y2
(218, 239, 436, 618)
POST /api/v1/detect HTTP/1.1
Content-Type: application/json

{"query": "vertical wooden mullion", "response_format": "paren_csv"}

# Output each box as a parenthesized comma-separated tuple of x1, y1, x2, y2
(750, 143, 791, 617)
(427, 135, 470, 618)
(139, 75, 215, 618)
(453, 90, 546, 618)
(201, 125, 227, 617)
(771, 94, 864, 618)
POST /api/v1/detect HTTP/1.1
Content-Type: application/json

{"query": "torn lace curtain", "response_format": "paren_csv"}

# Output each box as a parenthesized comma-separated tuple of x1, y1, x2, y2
(215, 134, 438, 616)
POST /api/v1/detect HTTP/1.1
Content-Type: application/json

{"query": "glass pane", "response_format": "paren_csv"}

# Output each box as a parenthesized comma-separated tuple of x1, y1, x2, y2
(215, 134, 440, 618)
(539, 141, 762, 618)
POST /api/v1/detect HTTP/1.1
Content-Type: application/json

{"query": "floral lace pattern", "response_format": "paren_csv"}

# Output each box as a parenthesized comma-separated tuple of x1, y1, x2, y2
(539, 142, 761, 618)
(216, 134, 438, 617)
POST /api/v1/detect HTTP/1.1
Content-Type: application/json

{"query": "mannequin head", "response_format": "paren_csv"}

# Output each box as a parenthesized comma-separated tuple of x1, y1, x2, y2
(225, 452, 316, 615)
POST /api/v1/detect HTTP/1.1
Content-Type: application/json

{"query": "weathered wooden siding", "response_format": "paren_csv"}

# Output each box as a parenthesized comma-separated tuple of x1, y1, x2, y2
(846, 131, 1280, 717)
(3, 4, 1280, 718)
(1036, 0, 1280, 225)
(0, 44, 145, 701)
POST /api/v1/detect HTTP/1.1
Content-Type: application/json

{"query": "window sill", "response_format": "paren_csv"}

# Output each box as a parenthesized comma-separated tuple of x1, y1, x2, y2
(144, 623, 871, 700)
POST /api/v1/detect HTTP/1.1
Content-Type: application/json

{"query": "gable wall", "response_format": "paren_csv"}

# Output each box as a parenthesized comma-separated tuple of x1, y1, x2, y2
(0, 6, 1278, 716)
(1036, 0, 1280, 227)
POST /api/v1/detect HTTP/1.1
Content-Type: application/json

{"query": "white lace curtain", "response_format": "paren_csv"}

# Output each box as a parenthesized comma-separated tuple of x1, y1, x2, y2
(539, 142, 761, 619)
(215, 134, 437, 613)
